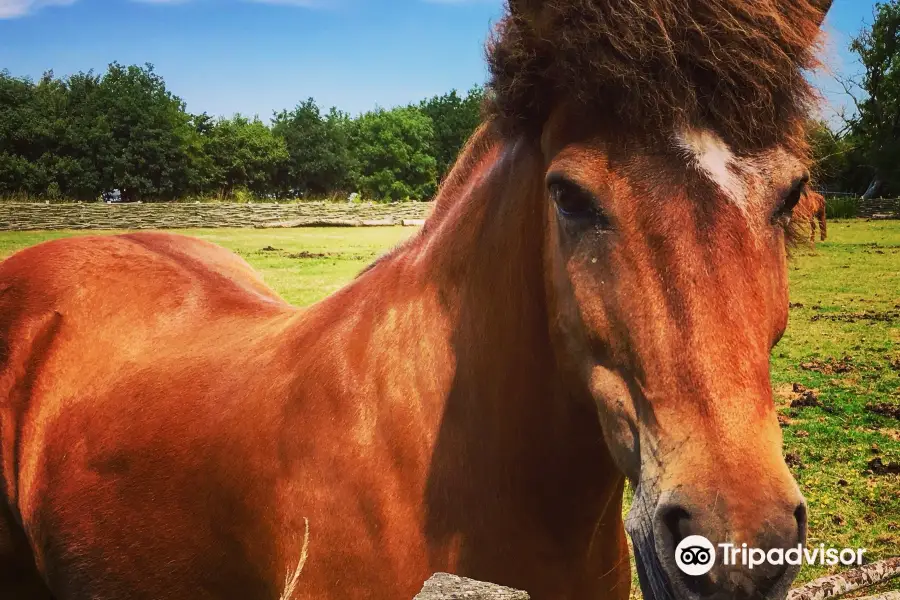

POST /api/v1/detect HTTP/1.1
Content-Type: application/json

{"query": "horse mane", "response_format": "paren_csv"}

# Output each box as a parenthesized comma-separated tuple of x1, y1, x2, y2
(486, 0, 828, 153)
(357, 123, 502, 278)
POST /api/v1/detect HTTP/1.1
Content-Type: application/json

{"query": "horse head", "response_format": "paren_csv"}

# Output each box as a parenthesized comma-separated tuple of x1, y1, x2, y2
(487, 1, 833, 598)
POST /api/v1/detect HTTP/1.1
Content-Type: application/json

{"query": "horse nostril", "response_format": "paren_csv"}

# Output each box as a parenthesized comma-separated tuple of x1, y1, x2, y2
(661, 504, 693, 547)
(655, 503, 718, 597)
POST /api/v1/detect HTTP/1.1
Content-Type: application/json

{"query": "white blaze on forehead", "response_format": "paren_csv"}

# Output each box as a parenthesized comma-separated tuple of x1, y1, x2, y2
(675, 128, 749, 209)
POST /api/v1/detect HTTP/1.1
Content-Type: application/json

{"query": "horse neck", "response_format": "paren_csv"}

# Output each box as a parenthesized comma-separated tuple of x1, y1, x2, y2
(283, 127, 621, 580)
(294, 124, 620, 565)
(303, 123, 609, 461)
(398, 126, 620, 559)
(397, 124, 613, 484)
(420, 125, 557, 415)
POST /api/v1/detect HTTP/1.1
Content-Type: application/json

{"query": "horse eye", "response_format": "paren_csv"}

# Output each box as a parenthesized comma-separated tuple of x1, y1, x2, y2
(548, 176, 611, 229)
(776, 174, 809, 218)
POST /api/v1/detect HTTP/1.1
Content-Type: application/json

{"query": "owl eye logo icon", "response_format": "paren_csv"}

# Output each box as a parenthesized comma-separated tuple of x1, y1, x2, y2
(675, 535, 717, 576)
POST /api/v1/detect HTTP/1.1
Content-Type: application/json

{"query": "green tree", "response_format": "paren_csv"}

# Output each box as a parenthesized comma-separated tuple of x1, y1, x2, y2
(272, 99, 354, 198)
(843, 1, 900, 196)
(0, 71, 68, 197)
(0, 71, 40, 196)
(89, 63, 199, 201)
(202, 115, 288, 198)
(419, 86, 483, 180)
(349, 106, 438, 201)
(183, 112, 219, 194)
(52, 71, 107, 199)
(807, 120, 857, 189)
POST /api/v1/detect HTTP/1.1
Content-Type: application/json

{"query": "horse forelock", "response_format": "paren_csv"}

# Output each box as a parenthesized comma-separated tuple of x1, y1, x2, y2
(486, 0, 827, 153)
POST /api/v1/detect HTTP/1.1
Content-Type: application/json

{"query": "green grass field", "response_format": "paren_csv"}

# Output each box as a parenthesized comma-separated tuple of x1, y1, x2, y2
(772, 220, 899, 589)
(0, 227, 415, 307)
(0, 221, 897, 593)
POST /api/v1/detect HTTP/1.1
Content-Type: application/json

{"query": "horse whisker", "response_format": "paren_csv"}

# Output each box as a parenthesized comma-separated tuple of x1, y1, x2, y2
(280, 517, 310, 600)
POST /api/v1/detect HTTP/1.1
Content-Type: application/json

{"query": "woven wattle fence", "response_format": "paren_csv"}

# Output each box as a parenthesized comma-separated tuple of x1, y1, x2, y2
(0, 202, 432, 231)
(414, 558, 900, 600)
(857, 198, 900, 219)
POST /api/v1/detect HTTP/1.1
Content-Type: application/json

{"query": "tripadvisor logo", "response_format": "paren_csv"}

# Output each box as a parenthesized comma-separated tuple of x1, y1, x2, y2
(675, 536, 866, 575)
(675, 536, 717, 576)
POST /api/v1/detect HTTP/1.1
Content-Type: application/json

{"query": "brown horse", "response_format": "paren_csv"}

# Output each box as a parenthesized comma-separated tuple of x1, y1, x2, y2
(797, 190, 828, 243)
(0, 1, 832, 599)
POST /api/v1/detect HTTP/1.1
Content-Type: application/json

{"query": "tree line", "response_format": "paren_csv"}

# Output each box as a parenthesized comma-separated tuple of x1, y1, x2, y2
(0, 63, 483, 202)
(809, 0, 900, 198)
(5, 0, 900, 205)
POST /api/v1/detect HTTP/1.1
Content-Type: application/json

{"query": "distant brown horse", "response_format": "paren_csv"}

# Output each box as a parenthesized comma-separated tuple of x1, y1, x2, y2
(797, 189, 828, 243)
(0, 1, 833, 599)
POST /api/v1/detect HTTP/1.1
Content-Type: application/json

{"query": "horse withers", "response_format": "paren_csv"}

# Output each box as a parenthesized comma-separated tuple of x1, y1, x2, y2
(0, 1, 833, 599)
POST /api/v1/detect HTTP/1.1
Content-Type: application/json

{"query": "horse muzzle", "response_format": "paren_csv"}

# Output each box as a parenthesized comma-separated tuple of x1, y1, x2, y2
(627, 488, 807, 600)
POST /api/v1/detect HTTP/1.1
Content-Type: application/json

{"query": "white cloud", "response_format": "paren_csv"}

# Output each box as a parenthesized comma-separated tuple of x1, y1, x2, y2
(0, 0, 76, 18)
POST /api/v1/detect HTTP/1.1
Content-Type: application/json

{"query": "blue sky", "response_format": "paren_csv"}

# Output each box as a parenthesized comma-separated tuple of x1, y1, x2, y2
(0, 0, 881, 121)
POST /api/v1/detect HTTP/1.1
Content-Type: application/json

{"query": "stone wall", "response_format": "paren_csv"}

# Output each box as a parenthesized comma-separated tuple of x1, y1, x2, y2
(0, 202, 432, 231)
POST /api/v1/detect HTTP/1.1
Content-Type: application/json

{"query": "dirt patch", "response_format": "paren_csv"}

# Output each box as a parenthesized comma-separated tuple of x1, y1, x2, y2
(789, 302, 804, 309)
(866, 457, 900, 476)
(800, 356, 854, 375)
(284, 251, 374, 261)
(287, 251, 330, 259)
(785, 452, 804, 469)
(866, 403, 900, 420)
(790, 383, 822, 408)
(256, 249, 375, 260)
(774, 383, 796, 406)
(811, 310, 899, 323)
(778, 414, 794, 428)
